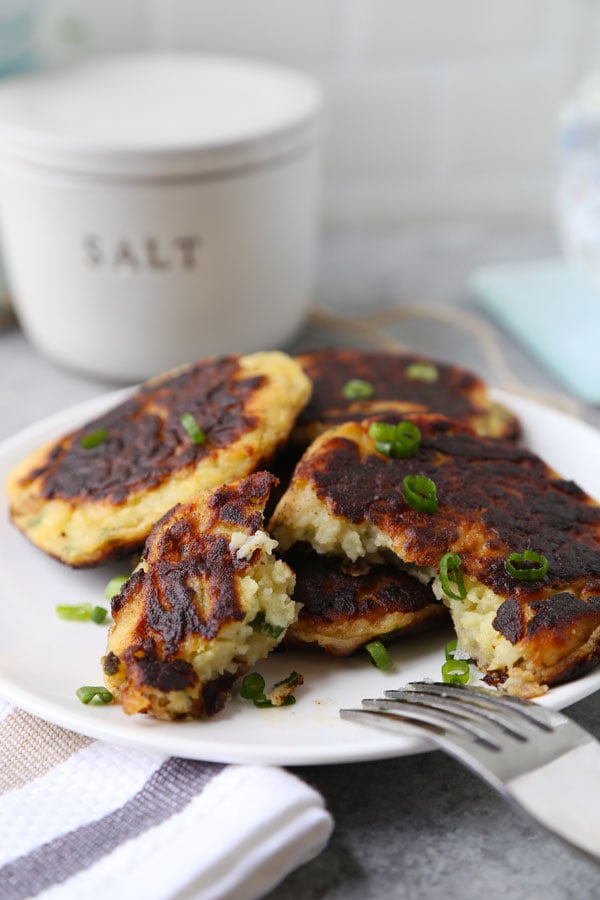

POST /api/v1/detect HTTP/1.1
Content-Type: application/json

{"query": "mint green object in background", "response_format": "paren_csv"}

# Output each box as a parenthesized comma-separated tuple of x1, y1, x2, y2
(0, 0, 37, 76)
(469, 259, 600, 405)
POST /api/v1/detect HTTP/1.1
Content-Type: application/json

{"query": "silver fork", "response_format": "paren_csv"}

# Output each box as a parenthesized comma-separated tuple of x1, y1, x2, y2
(341, 681, 600, 861)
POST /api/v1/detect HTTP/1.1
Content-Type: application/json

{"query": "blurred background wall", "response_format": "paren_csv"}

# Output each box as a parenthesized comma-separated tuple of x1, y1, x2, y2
(31, 0, 600, 232)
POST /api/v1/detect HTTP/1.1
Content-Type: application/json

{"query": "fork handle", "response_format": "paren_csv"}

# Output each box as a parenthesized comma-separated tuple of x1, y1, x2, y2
(508, 739, 600, 861)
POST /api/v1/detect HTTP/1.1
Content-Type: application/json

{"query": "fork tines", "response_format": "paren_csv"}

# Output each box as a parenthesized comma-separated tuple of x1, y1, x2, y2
(387, 681, 555, 734)
(341, 680, 561, 752)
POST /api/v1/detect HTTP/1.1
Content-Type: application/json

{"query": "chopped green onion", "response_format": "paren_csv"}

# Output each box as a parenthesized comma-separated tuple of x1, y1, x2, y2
(240, 670, 302, 707)
(91, 605, 108, 624)
(56, 603, 109, 624)
(505, 549, 548, 581)
(391, 422, 421, 458)
(253, 695, 296, 708)
(180, 412, 206, 445)
(405, 362, 439, 383)
(76, 686, 113, 705)
(445, 639, 458, 661)
(369, 421, 421, 459)
(365, 640, 393, 671)
(369, 422, 396, 443)
(252, 695, 274, 708)
(79, 428, 108, 449)
(342, 378, 374, 400)
(439, 552, 467, 601)
(441, 659, 470, 685)
(403, 474, 438, 513)
(56, 603, 93, 622)
(269, 671, 304, 707)
(374, 440, 394, 456)
(249, 611, 285, 639)
(273, 671, 303, 689)
(240, 672, 266, 700)
(104, 575, 129, 600)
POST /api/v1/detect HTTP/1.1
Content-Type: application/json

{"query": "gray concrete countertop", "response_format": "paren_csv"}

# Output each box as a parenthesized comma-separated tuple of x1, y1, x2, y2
(1, 226, 600, 899)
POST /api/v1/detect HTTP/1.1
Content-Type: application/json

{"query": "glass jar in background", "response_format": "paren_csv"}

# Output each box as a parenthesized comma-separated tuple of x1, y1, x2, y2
(557, 74, 600, 288)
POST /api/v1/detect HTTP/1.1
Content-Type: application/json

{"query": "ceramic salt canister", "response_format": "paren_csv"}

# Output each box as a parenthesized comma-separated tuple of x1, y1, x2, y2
(0, 53, 322, 380)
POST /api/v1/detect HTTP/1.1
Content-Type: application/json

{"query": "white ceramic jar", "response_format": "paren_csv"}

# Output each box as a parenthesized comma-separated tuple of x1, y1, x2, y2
(0, 54, 322, 381)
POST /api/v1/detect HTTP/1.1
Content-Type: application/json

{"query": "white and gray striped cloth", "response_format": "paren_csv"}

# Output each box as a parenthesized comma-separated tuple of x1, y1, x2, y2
(0, 699, 333, 900)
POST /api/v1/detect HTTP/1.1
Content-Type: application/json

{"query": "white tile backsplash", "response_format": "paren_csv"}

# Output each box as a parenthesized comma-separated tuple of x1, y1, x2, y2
(325, 171, 555, 231)
(31, 0, 600, 226)
(359, 0, 552, 58)
(324, 69, 438, 173)
(444, 62, 568, 172)
(146, 0, 341, 62)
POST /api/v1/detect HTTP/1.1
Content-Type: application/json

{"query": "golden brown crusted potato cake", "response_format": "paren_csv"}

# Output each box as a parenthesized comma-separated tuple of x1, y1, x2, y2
(6, 351, 311, 567)
(103, 471, 297, 720)
(270, 413, 600, 698)
(293, 348, 520, 446)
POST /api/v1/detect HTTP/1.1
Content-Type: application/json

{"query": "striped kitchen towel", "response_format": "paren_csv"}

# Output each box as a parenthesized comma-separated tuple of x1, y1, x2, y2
(0, 699, 333, 900)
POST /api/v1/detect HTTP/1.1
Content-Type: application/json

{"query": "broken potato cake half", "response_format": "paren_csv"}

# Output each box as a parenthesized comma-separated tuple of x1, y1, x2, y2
(103, 471, 297, 720)
(6, 351, 311, 567)
(270, 414, 600, 698)
(282, 543, 448, 656)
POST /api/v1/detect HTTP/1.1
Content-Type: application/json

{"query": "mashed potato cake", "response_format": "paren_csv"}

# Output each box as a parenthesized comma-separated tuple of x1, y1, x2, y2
(283, 543, 447, 656)
(293, 348, 520, 446)
(103, 471, 297, 720)
(7, 351, 311, 567)
(270, 413, 600, 697)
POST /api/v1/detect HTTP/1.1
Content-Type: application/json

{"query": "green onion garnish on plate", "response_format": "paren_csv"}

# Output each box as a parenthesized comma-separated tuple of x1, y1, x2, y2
(445, 639, 458, 661)
(405, 363, 439, 383)
(391, 422, 421, 458)
(504, 549, 548, 581)
(342, 378, 374, 400)
(365, 640, 393, 671)
(441, 659, 470, 685)
(56, 603, 109, 624)
(439, 552, 467, 601)
(369, 422, 396, 443)
(240, 671, 301, 708)
(90, 605, 108, 624)
(240, 672, 266, 700)
(369, 421, 421, 459)
(180, 412, 206, 445)
(56, 603, 94, 622)
(403, 474, 438, 513)
(79, 428, 108, 449)
(76, 686, 113, 705)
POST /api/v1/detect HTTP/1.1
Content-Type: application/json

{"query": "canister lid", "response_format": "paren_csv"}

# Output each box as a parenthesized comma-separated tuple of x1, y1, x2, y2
(0, 53, 321, 178)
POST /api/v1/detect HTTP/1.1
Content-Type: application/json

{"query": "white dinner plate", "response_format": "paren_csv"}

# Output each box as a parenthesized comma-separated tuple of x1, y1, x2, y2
(1, 388, 600, 766)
